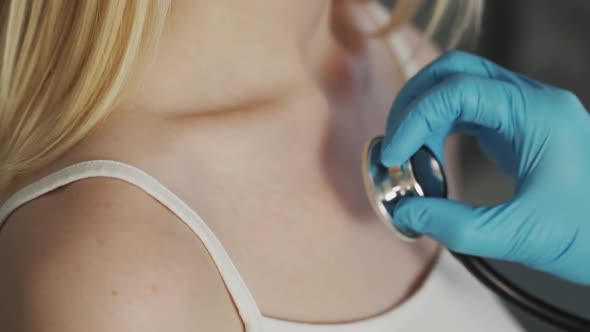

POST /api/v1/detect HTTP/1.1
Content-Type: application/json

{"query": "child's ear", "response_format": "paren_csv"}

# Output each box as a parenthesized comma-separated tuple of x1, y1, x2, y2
(330, 1, 370, 55)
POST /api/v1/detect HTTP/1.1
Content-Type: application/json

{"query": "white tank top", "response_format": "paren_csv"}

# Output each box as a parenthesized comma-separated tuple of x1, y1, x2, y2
(0, 160, 522, 331)
(0, 4, 523, 331)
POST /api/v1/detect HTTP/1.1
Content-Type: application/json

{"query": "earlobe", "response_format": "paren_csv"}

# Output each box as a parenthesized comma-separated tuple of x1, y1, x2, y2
(330, 0, 370, 54)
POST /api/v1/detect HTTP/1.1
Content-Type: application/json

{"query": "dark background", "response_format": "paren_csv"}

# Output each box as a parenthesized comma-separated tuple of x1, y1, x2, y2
(384, 1, 590, 331)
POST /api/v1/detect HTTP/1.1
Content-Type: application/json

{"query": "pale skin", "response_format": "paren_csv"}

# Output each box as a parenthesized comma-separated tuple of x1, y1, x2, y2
(0, 1, 460, 331)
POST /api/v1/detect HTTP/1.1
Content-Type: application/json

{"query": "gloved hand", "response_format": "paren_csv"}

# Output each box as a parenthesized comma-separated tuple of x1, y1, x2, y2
(380, 51, 590, 285)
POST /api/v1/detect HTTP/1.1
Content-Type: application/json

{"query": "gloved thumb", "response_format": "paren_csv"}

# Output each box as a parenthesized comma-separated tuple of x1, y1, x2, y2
(392, 197, 511, 259)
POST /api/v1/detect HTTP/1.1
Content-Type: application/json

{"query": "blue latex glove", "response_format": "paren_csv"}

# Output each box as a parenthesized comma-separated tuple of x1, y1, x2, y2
(380, 51, 590, 285)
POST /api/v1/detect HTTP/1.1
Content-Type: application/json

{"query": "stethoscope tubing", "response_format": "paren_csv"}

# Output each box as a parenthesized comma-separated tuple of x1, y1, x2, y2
(450, 251, 590, 332)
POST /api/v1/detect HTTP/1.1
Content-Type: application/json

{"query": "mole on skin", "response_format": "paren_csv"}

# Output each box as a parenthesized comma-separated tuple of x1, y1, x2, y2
(112, 290, 118, 296)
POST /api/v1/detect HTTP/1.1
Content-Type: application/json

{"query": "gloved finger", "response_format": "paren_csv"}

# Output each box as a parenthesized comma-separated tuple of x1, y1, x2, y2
(393, 197, 516, 260)
(453, 123, 519, 177)
(380, 74, 522, 167)
(384, 51, 547, 156)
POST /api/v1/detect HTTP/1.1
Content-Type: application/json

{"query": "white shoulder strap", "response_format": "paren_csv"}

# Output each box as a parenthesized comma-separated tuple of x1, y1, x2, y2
(0, 160, 263, 332)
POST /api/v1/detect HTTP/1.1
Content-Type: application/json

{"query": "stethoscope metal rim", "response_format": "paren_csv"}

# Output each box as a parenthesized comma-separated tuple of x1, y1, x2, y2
(361, 136, 419, 241)
(362, 135, 447, 241)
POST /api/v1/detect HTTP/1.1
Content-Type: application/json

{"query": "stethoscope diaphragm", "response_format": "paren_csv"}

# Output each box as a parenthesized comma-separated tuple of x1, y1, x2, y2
(361, 135, 447, 241)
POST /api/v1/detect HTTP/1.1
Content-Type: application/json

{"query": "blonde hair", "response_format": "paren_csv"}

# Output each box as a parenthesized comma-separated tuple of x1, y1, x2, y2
(0, 0, 481, 192)
(375, 0, 484, 49)
(0, 0, 170, 190)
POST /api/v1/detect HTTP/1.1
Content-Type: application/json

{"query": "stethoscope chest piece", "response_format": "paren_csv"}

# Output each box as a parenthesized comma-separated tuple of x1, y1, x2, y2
(361, 136, 447, 241)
